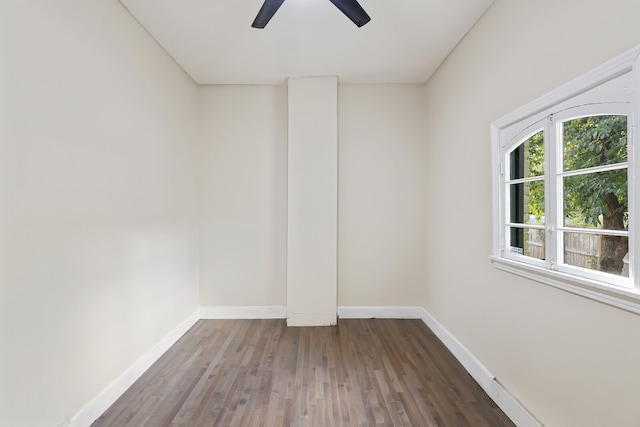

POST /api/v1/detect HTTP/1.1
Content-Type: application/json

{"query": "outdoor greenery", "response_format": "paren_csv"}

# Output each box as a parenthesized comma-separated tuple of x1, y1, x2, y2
(563, 115, 628, 274)
(526, 131, 545, 222)
(562, 115, 628, 227)
(522, 115, 628, 274)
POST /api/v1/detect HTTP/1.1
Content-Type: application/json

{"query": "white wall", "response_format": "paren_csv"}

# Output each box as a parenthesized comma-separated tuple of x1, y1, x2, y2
(0, 1, 199, 426)
(197, 84, 428, 311)
(338, 85, 427, 306)
(287, 77, 338, 326)
(198, 85, 288, 307)
(422, 0, 640, 426)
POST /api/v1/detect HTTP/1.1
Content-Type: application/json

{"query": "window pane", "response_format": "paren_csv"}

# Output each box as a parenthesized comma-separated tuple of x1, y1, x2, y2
(563, 169, 628, 230)
(509, 130, 544, 179)
(562, 115, 627, 171)
(509, 180, 545, 224)
(563, 232, 629, 276)
(508, 226, 545, 260)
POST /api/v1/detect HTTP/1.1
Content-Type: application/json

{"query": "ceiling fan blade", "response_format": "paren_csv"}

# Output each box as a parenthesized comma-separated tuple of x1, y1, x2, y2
(328, 0, 371, 27)
(252, 0, 286, 28)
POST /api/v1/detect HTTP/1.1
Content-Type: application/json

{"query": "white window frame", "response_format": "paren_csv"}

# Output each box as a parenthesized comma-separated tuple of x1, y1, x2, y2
(491, 45, 640, 314)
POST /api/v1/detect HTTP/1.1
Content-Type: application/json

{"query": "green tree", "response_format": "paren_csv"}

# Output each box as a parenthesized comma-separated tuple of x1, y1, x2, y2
(562, 115, 628, 274)
(527, 131, 545, 221)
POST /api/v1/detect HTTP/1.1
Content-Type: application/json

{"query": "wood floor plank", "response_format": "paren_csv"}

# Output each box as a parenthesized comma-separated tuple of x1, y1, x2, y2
(93, 319, 515, 427)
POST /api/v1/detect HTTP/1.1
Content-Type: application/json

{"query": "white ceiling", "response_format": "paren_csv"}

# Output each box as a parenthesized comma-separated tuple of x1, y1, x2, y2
(120, 0, 494, 85)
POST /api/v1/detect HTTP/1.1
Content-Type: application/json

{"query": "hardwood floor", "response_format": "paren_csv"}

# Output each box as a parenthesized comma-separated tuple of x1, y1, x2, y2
(93, 319, 514, 426)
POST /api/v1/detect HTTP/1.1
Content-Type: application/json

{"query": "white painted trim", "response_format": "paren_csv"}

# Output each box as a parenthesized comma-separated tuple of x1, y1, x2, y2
(337, 306, 424, 319)
(69, 309, 200, 427)
(418, 307, 543, 427)
(492, 45, 640, 129)
(419, 307, 494, 392)
(199, 305, 287, 319)
(287, 312, 337, 327)
(490, 380, 544, 427)
(492, 256, 640, 315)
(632, 52, 640, 293)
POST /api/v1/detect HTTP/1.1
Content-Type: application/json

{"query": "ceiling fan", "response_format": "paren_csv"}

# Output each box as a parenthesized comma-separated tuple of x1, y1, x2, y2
(252, 0, 371, 29)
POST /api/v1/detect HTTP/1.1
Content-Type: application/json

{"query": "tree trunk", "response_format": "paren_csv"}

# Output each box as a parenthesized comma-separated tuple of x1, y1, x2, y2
(600, 192, 627, 274)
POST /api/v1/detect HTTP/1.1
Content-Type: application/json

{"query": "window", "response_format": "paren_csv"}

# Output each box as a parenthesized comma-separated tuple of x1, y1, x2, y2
(491, 46, 640, 314)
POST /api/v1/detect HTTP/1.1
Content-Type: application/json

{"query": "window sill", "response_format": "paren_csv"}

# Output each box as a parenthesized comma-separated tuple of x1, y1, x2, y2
(490, 256, 640, 315)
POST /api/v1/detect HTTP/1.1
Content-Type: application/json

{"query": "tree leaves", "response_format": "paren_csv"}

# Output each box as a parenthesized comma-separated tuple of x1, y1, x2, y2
(562, 115, 628, 229)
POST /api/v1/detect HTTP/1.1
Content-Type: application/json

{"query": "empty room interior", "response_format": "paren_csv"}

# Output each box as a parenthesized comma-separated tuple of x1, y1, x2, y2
(2, 0, 640, 426)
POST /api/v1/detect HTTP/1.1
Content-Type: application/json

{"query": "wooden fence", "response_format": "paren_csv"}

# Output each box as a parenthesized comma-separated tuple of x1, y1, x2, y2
(527, 229, 599, 269)
(525, 228, 628, 276)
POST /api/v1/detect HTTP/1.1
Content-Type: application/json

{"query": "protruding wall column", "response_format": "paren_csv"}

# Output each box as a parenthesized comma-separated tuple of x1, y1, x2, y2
(286, 77, 338, 327)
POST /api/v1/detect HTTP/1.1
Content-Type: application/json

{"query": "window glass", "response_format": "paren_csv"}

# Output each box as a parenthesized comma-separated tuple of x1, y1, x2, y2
(563, 169, 628, 230)
(508, 182, 545, 224)
(560, 115, 629, 279)
(562, 115, 627, 171)
(507, 131, 545, 260)
(509, 130, 544, 179)
(563, 232, 629, 276)
(508, 226, 545, 260)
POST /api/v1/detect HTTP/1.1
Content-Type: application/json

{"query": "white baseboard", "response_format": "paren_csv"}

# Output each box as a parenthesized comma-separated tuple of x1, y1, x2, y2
(69, 309, 200, 427)
(418, 308, 495, 392)
(490, 380, 543, 427)
(418, 307, 542, 427)
(337, 306, 424, 319)
(200, 305, 286, 319)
